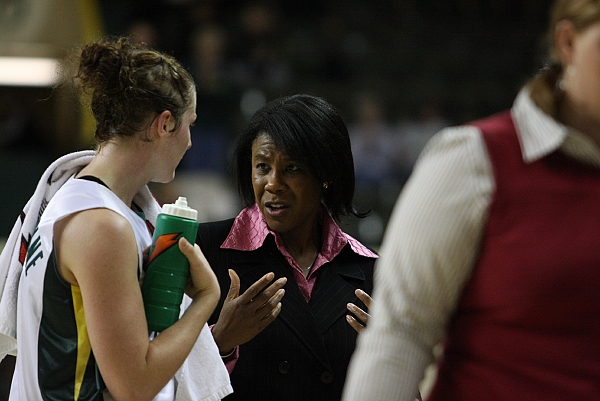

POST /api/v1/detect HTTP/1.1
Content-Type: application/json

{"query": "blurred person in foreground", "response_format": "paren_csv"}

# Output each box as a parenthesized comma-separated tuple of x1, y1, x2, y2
(0, 37, 232, 400)
(342, 0, 600, 400)
(196, 94, 377, 401)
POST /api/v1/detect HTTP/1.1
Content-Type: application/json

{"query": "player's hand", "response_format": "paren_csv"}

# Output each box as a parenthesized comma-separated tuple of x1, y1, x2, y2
(180, 238, 220, 308)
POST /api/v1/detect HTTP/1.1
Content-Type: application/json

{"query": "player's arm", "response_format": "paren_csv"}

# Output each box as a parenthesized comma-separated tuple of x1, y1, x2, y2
(55, 208, 219, 401)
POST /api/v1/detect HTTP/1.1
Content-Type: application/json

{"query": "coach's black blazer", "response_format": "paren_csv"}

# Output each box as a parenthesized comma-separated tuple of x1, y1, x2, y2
(197, 218, 375, 401)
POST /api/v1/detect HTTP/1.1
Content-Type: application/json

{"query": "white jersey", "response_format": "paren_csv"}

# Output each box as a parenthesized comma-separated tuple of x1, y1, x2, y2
(9, 177, 173, 401)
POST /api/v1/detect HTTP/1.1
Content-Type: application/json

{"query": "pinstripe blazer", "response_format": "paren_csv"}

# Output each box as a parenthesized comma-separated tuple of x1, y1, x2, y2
(197, 218, 375, 401)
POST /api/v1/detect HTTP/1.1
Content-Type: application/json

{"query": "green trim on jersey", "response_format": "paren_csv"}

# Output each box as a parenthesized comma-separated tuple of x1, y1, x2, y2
(38, 248, 105, 400)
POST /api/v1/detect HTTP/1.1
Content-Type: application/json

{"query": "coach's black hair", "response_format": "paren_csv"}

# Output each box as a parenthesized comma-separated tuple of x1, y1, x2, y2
(233, 94, 368, 222)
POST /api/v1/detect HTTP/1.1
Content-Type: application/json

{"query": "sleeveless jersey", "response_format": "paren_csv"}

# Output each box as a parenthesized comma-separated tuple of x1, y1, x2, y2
(9, 177, 164, 400)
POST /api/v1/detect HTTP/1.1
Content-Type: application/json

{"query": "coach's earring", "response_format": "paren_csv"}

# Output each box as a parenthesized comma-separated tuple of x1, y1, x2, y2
(323, 182, 329, 189)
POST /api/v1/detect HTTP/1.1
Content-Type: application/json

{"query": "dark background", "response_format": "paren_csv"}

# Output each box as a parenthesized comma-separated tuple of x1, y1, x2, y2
(0, 0, 554, 397)
(1, 0, 554, 241)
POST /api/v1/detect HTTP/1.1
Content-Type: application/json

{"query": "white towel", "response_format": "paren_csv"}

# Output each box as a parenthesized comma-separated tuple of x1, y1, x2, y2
(0, 150, 232, 400)
(0, 150, 96, 357)
(175, 302, 234, 401)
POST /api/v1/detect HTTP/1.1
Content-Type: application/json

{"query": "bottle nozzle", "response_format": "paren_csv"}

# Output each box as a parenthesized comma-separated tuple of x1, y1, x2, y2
(175, 197, 189, 207)
(161, 196, 198, 220)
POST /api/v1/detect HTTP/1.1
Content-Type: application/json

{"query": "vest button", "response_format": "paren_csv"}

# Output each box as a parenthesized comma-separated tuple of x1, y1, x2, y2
(278, 360, 290, 374)
(320, 371, 333, 384)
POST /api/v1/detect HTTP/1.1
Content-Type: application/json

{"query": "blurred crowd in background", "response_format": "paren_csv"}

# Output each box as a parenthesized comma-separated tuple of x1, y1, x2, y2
(105, 0, 554, 246)
(0, 0, 557, 396)
(1, 0, 553, 249)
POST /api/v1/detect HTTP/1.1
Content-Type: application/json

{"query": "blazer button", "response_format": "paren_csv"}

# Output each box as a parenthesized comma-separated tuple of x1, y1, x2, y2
(278, 361, 290, 374)
(320, 371, 333, 384)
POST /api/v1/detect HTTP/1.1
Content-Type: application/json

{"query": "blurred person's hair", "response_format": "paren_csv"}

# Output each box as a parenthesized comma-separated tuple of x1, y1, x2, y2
(528, 0, 600, 117)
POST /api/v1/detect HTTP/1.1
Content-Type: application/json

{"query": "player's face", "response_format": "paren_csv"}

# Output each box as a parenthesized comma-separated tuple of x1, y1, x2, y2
(158, 93, 196, 183)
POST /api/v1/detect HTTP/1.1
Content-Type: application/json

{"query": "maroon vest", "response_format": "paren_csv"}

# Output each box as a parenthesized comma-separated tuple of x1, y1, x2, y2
(428, 111, 600, 400)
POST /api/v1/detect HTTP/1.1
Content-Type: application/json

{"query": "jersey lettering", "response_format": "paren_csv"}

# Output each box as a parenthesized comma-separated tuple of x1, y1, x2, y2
(25, 227, 43, 276)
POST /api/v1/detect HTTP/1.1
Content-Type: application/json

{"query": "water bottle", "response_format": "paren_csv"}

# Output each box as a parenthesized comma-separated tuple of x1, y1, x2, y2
(142, 196, 199, 332)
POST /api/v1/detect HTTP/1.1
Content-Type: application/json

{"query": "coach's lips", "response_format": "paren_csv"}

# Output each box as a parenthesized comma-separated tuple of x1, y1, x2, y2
(264, 201, 289, 217)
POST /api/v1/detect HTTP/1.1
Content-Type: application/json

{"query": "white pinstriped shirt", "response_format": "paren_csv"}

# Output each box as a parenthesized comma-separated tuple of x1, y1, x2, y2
(341, 87, 600, 401)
